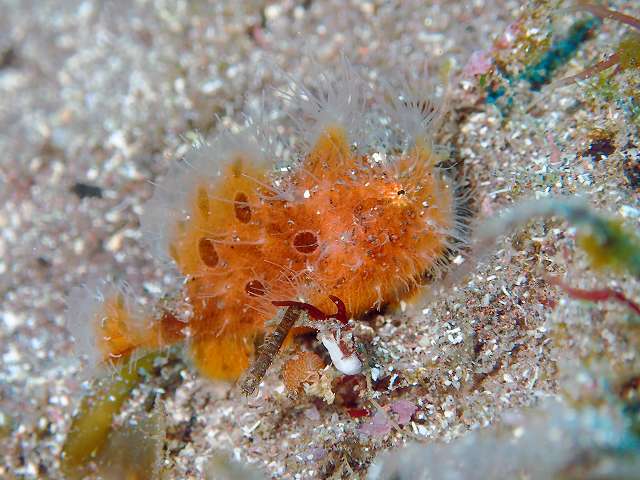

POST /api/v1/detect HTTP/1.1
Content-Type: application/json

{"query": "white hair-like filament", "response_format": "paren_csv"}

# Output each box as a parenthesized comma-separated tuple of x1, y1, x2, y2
(277, 55, 371, 153)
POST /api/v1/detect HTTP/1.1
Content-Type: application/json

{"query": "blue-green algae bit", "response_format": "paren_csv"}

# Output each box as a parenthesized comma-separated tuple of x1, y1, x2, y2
(522, 18, 600, 90)
(487, 17, 601, 105)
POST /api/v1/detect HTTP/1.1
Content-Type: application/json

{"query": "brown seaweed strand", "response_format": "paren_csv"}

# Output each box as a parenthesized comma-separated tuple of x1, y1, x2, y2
(240, 306, 301, 396)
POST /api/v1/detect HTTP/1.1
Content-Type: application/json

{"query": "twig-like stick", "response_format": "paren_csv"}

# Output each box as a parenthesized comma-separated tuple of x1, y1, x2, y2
(240, 306, 301, 396)
(573, 2, 640, 32)
(547, 275, 640, 317)
(554, 52, 620, 88)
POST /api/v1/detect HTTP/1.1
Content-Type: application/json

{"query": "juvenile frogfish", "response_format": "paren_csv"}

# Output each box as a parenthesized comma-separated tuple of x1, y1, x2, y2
(67, 62, 464, 381)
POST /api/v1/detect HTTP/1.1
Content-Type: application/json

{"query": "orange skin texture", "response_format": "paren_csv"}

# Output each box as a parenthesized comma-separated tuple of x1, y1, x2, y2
(97, 125, 455, 380)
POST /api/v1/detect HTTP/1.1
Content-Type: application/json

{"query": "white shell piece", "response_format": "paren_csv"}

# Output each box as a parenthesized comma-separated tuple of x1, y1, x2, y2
(318, 331, 362, 375)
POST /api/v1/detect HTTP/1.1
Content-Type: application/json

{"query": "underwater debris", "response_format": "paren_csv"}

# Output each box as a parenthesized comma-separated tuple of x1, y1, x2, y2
(318, 328, 362, 376)
(546, 275, 640, 317)
(70, 401, 167, 480)
(462, 50, 493, 77)
(623, 147, 640, 190)
(282, 351, 325, 396)
(555, 2, 640, 87)
(61, 351, 162, 474)
(472, 2, 639, 114)
(571, 1, 640, 31)
(358, 400, 417, 439)
(240, 305, 301, 396)
(359, 408, 392, 438)
(242, 296, 360, 396)
(480, 14, 599, 111)
(575, 215, 640, 278)
(583, 130, 616, 162)
(389, 400, 418, 425)
(522, 17, 599, 90)
(468, 197, 640, 279)
(70, 182, 103, 199)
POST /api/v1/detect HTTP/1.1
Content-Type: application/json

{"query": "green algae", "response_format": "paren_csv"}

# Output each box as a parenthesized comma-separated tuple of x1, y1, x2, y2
(61, 351, 161, 474)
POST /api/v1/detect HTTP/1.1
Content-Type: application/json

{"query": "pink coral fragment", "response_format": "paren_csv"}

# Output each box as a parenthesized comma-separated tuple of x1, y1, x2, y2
(463, 50, 493, 77)
(390, 399, 418, 425)
(359, 409, 392, 437)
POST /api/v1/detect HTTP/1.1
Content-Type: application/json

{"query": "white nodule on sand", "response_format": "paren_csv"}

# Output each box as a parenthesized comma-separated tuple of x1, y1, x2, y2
(318, 331, 362, 375)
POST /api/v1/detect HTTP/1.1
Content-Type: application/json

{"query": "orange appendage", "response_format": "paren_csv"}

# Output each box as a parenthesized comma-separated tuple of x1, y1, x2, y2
(272, 295, 348, 325)
(98, 293, 139, 360)
(99, 296, 184, 361)
(167, 124, 455, 381)
(67, 285, 185, 366)
(282, 352, 325, 395)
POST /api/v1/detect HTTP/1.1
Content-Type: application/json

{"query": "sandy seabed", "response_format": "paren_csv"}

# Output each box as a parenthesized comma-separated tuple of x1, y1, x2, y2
(1, 1, 639, 478)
